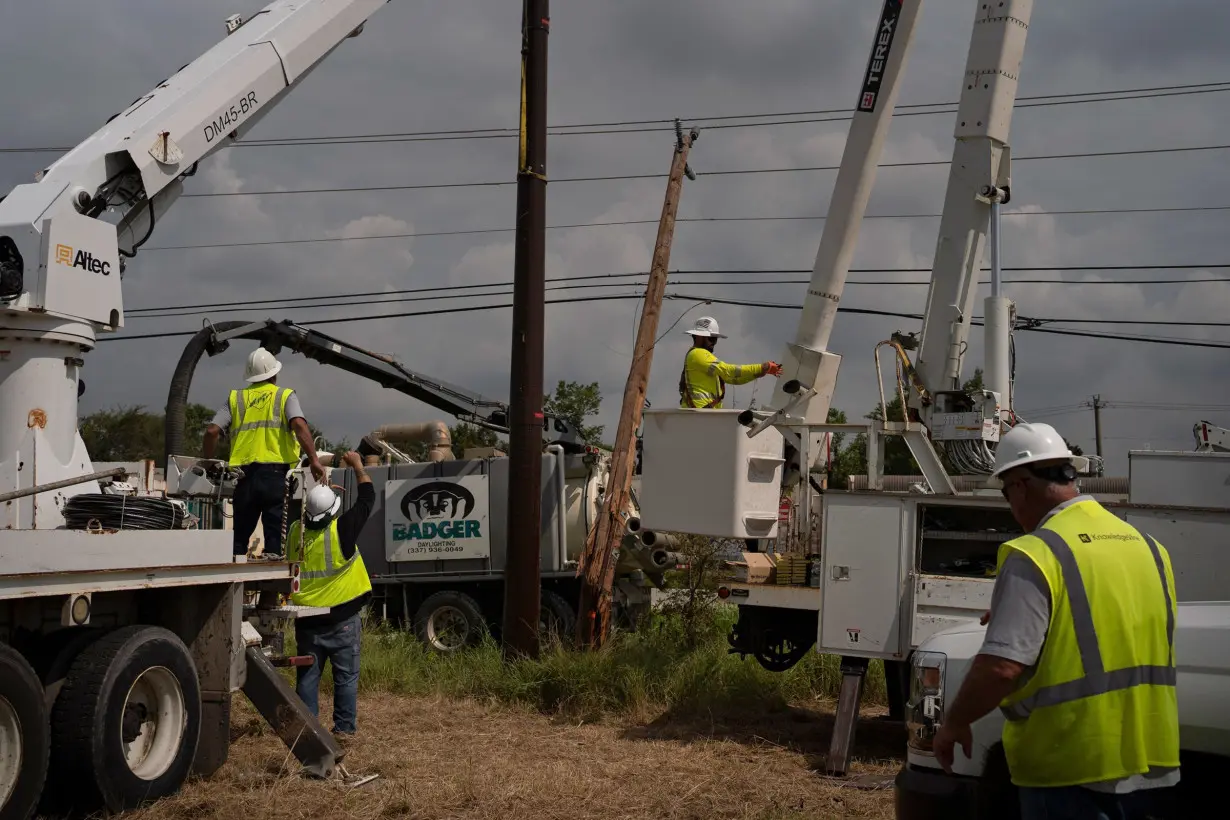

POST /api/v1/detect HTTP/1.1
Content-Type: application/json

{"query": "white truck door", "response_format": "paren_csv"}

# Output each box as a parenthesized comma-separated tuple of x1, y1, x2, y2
(818, 493, 912, 659)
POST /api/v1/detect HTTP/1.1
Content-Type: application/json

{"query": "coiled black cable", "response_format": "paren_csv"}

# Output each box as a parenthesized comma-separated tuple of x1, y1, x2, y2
(62, 494, 186, 531)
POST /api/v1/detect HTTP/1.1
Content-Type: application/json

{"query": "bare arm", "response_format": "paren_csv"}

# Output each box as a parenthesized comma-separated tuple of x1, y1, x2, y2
(202, 424, 221, 459)
(289, 417, 325, 480)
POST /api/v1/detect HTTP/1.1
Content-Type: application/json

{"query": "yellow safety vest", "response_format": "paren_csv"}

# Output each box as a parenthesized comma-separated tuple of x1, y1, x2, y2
(286, 518, 373, 609)
(678, 347, 766, 409)
(227, 382, 300, 467)
(996, 498, 1179, 788)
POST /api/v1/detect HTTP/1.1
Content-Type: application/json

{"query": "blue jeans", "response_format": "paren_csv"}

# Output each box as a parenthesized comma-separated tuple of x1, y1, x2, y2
(1019, 786, 1167, 820)
(295, 613, 361, 734)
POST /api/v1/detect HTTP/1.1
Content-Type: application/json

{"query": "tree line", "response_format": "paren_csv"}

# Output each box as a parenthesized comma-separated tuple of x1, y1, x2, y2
(78, 380, 607, 463)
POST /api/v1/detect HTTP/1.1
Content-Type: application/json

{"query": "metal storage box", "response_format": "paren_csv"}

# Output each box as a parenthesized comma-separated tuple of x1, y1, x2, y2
(638, 408, 785, 539)
(1129, 450, 1230, 509)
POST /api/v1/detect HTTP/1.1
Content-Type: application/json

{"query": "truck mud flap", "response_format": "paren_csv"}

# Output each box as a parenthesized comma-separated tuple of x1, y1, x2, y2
(241, 646, 343, 779)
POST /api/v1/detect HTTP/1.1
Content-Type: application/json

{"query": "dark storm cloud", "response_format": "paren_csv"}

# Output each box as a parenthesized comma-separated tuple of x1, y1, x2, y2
(1, 0, 1228, 474)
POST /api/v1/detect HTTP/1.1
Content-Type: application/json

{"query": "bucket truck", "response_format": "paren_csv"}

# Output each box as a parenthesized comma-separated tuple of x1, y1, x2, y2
(0, 2, 415, 816)
(640, 0, 1230, 791)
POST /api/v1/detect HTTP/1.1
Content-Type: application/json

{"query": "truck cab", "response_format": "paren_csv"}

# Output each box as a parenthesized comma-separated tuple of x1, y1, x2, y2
(895, 601, 1230, 819)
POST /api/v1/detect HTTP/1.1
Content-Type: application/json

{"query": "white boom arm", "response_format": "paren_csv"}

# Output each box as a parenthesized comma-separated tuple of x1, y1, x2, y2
(909, 0, 1034, 474)
(0, 0, 391, 528)
(766, 0, 922, 427)
(760, 0, 1034, 483)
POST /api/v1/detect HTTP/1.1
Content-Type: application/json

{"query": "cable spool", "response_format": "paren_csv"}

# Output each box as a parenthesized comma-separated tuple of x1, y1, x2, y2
(62, 494, 186, 531)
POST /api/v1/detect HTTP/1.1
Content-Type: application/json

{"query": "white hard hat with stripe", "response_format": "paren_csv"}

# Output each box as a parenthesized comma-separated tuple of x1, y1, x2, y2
(684, 316, 727, 338)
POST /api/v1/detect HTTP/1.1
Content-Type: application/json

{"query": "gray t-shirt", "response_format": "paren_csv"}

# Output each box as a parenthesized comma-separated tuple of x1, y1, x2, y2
(979, 498, 1179, 793)
(208, 390, 304, 434)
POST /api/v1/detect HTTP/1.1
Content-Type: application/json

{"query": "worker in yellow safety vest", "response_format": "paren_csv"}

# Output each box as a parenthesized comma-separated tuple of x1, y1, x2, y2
(933, 422, 1179, 819)
(286, 450, 374, 738)
(203, 347, 325, 556)
(678, 316, 781, 409)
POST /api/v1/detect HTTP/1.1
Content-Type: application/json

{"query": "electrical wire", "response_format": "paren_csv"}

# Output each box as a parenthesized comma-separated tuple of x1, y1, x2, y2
(123, 266, 1230, 318)
(138, 204, 1230, 252)
(95, 293, 1230, 350)
(6, 80, 1228, 155)
(169, 142, 1230, 201)
(61, 494, 187, 531)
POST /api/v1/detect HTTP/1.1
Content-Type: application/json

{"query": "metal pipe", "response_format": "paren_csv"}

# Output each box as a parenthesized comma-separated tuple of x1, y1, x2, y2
(983, 198, 1012, 409)
(371, 421, 453, 462)
(547, 444, 566, 571)
(990, 199, 1003, 297)
(0, 466, 127, 504)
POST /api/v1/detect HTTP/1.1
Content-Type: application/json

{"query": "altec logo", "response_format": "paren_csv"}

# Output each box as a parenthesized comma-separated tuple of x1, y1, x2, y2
(55, 243, 111, 276)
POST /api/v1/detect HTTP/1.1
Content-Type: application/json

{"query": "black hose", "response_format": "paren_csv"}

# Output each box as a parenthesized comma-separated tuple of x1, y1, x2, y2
(164, 320, 254, 462)
(62, 494, 185, 530)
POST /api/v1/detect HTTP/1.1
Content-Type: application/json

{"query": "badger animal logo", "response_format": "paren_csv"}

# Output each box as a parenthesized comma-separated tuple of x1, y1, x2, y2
(401, 481, 475, 523)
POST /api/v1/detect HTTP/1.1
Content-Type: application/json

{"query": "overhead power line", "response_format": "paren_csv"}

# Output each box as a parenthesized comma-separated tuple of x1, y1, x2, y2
(6, 79, 1228, 154)
(124, 266, 1230, 317)
(140, 202, 1230, 252)
(97, 292, 1230, 350)
(170, 142, 1230, 201)
(122, 269, 1230, 319)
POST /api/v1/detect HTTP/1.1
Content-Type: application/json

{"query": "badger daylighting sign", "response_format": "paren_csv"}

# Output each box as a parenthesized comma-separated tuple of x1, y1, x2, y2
(385, 474, 491, 562)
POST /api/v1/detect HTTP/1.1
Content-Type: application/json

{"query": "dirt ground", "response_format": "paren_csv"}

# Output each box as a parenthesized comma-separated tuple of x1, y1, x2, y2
(124, 696, 904, 820)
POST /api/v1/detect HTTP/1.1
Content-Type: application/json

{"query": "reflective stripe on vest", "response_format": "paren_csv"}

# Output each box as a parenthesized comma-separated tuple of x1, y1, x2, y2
(228, 384, 300, 466)
(999, 528, 1176, 722)
(287, 519, 372, 609)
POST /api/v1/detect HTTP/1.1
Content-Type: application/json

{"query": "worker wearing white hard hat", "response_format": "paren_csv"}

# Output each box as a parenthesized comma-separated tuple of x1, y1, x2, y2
(678, 316, 782, 409)
(934, 422, 1180, 814)
(203, 346, 326, 556)
(286, 451, 375, 739)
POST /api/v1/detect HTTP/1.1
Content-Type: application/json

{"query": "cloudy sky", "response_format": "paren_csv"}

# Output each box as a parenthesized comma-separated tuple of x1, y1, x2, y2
(3, 0, 1229, 475)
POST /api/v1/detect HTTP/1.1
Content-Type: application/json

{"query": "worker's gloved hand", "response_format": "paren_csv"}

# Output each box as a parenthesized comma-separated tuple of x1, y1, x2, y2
(764, 361, 783, 377)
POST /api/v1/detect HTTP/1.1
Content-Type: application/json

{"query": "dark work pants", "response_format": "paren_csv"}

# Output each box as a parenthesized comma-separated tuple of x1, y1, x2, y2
(231, 463, 289, 556)
(1019, 785, 1174, 820)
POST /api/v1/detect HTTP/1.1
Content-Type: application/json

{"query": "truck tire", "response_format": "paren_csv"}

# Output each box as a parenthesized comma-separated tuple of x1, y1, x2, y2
(47, 625, 202, 814)
(0, 643, 49, 820)
(539, 590, 577, 647)
(414, 591, 486, 653)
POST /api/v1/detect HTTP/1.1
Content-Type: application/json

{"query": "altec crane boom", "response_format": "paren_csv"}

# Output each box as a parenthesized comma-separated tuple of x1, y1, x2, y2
(0, 0, 390, 528)
(0, 3, 406, 814)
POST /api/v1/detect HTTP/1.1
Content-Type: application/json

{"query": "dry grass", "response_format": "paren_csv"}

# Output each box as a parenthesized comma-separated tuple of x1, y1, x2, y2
(123, 695, 902, 820)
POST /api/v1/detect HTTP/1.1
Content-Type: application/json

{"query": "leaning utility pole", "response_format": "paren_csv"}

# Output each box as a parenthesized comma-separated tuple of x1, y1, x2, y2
(576, 121, 699, 648)
(503, 0, 549, 660)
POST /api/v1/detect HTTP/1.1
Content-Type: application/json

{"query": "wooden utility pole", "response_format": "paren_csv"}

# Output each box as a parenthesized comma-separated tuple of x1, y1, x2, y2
(1091, 394, 1104, 459)
(503, 0, 549, 660)
(576, 121, 699, 648)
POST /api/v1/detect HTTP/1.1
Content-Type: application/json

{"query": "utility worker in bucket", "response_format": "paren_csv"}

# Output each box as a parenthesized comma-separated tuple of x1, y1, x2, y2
(933, 422, 1179, 819)
(287, 451, 375, 739)
(203, 347, 326, 556)
(678, 316, 782, 409)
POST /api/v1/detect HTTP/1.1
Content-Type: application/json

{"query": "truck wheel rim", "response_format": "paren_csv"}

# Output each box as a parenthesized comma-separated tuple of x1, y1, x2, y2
(0, 695, 22, 807)
(121, 666, 187, 781)
(426, 607, 468, 651)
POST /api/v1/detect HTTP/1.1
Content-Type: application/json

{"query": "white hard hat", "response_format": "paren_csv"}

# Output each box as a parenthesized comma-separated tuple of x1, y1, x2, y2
(990, 422, 1076, 478)
(684, 316, 726, 338)
(305, 484, 341, 526)
(244, 347, 283, 383)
